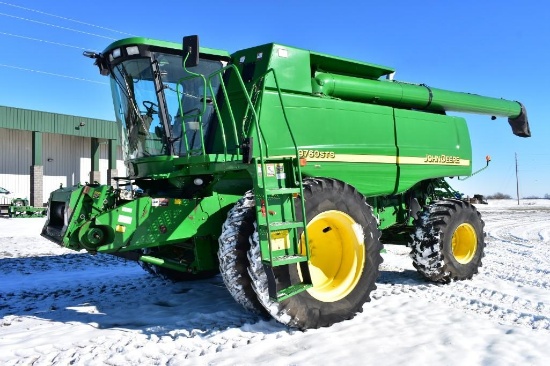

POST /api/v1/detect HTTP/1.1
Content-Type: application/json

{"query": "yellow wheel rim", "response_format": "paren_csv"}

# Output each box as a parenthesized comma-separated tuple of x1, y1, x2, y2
(300, 210, 365, 302)
(452, 223, 477, 264)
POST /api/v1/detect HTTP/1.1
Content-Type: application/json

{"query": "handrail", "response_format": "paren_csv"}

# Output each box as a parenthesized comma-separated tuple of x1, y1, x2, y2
(175, 63, 290, 164)
(176, 52, 208, 156)
(245, 80, 269, 158)
(206, 64, 266, 163)
(206, 79, 229, 160)
(206, 66, 243, 159)
(175, 74, 208, 156)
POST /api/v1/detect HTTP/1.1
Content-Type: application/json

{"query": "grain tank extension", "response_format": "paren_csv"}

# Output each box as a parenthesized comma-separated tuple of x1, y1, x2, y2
(42, 36, 531, 329)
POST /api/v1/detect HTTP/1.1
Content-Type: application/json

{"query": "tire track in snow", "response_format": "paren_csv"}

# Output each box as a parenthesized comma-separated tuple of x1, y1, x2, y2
(373, 275, 550, 332)
(3, 319, 290, 366)
(481, 210, 550, 291)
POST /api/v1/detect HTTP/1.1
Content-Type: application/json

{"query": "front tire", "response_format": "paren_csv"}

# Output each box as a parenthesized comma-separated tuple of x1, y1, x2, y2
(248, 178, 383, 329)
(410, 199, 485, 283)
(218, 192, 266, 314)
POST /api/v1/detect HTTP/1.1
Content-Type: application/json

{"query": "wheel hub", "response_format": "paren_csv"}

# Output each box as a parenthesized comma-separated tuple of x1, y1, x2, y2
(301, 210, 365, 302)
(452, 223, 477, 264)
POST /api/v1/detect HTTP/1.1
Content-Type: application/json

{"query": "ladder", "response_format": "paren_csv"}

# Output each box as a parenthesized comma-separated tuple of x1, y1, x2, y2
(253, 156, 313, 301)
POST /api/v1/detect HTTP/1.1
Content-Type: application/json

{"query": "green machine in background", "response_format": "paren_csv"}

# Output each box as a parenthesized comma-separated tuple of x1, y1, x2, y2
(0, 187, 45, 218)
(42, 36, 530, 329)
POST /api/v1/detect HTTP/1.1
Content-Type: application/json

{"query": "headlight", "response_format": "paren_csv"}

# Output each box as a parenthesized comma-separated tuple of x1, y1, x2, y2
(112, 48, 121, 58)
(126, 46, 139, 55)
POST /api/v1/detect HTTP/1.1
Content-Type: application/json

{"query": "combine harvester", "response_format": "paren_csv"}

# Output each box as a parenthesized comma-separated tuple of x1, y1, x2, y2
(42, 36, 530, 329)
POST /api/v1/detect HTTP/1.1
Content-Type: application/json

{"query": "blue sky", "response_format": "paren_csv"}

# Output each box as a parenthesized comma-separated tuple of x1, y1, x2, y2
(0, 0, 548, 197)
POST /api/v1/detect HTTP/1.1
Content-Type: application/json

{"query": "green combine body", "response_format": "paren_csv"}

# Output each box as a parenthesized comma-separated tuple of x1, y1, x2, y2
(42, 36, 530, 329)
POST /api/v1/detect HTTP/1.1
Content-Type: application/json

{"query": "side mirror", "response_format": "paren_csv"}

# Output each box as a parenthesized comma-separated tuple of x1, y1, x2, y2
(83, 51, 109, 76)
(182, 35, 199, 68)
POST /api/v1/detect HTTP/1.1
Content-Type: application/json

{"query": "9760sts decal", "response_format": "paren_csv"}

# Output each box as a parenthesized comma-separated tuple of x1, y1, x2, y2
(298, 150, 335, 159)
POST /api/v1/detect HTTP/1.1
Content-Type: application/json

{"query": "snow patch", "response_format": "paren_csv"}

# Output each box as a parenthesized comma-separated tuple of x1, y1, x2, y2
(352, 223, 365, 244)
(2, 199, 550, 365)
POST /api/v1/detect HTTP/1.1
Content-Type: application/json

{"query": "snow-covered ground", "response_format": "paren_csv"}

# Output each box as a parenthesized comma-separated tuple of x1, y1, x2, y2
(1, 199, 550, 365)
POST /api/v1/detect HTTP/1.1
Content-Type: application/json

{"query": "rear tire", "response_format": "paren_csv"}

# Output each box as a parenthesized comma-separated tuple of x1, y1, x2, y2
(248, 178, 383, 329)
(410, 199, 485, 283)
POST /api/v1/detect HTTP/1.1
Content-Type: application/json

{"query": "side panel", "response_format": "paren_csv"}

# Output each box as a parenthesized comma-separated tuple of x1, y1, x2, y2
(394, 109, 472, 192)
(255, 93, 472, 197)
(258, 91, 398, 196)
(94, 192, 239, 253)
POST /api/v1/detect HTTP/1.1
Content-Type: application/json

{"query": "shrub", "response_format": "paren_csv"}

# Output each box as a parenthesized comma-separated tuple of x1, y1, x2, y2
(486, 192, 512, 199)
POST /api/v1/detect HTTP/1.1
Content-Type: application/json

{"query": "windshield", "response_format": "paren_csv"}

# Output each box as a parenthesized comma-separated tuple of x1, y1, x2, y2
(110, 53, 223, 161)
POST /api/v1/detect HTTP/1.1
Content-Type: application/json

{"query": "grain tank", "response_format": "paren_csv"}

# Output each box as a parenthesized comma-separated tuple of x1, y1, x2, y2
(42, 35, 530, 329)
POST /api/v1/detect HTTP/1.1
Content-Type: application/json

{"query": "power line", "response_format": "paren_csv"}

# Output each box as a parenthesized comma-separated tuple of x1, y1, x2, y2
(0, 12, 117, 40)
(520, 153, 550, 157)
(0, 1, 135, 36)
(0, 31, 93, 50)
(0, 64, 108, 85)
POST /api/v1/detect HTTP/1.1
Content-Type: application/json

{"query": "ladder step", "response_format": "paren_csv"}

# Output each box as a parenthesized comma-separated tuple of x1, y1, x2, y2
(260, 221, 304, 230)
(270, 254, 309, 266)
(274, 283, 313, 302)
(264, 187, 300, 195)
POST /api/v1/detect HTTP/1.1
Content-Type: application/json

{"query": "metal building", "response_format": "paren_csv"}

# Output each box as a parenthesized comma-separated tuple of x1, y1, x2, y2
(0, 105, 126, 206)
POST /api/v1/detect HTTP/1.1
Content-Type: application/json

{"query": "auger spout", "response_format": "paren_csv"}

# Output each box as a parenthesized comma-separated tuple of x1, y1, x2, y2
(312, 72, 530, 137)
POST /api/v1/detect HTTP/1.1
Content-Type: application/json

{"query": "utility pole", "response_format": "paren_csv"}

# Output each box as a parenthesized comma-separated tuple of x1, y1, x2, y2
(515, 152, 520, 205)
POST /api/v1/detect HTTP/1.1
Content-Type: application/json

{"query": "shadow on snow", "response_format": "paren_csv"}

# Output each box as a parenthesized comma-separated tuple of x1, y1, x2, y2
(0, 254, 278, 338)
